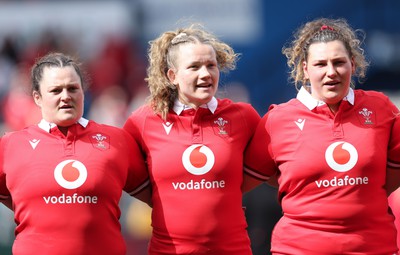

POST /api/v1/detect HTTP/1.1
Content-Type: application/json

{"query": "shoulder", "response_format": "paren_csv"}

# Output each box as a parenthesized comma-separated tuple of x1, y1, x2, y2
(1, 125, 37, 140)
(87, 121, 129, 137)
(125, 104, 156, 125)
(218, 99, 260, 119)
(217, 98, 257, 113)
(354, 89, 390, 100)
(0, 126, 39, 152)
(354, 89, 395, 107)
(129, 104, 154, 118)
(216, 99, 261, 133)
(88, 121, 136, 146)
(264, 98, 300, 117)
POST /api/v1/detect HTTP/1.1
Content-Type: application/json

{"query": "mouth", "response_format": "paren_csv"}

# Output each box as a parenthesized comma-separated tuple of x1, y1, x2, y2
(196, 83, 213, 88)
(59, 105, 73, 110)
(324, 80, 340, 86)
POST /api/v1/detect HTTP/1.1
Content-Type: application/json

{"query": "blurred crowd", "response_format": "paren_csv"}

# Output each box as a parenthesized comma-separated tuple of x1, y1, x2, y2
(0, 28, 150, 133)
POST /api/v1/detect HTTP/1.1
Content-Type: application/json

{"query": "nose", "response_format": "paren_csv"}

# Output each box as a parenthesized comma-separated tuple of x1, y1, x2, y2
(326, 63, 337, 77)
(61, 89, 71, 101)
(199, 66, 211, 79)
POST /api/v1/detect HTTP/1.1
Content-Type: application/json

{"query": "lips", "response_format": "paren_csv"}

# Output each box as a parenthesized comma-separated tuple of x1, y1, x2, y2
(196, 83, 212, 88)
(59, 105, 73, 109)
(324, 80, 340, 86)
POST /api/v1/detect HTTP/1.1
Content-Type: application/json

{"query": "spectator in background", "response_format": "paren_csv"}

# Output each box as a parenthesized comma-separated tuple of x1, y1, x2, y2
(123, 24, 261, 254)
(0, 52, 150, 255)
(87, 35, 147, 100)
(244, 17, 400, 254)
(88, 85, 129, 127)
(2, 64, 41, 131)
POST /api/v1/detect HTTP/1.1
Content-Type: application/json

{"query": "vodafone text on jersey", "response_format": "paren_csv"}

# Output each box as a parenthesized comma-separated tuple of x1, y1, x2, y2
(315, 141, 369, 188)
(43, 160, 98, 204)
(172, 144, 226, 190)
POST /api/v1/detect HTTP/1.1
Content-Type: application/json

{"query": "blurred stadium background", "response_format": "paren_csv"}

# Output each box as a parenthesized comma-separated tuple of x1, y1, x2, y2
(0, 0, 399, 254)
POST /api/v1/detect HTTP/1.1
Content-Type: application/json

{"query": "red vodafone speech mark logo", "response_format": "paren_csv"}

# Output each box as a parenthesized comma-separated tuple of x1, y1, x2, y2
(54, 160, 87, 189)
(325, 142, 358, 172)
(182, 144, 215, 175)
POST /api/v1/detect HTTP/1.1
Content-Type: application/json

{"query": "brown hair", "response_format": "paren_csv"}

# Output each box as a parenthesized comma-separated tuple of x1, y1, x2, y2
(31, 52, 88, 94)
(282, 17, 369, 89)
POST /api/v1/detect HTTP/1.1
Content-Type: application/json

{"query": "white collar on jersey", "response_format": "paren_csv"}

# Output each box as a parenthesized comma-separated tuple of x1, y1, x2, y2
(296, 86, 355, 111)
(172, 97, 218, 115)
(38, 117, 89, 133)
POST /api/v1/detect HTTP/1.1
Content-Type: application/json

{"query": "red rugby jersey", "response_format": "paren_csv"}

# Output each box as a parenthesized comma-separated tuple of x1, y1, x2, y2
(0, 118, 149, 255)
(245, 87, 400, 254)
(124, 97, 260, 255)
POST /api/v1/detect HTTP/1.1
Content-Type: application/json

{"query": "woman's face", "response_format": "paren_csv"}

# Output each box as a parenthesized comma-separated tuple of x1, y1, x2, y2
(33, 66, 84, 127)
(303, 40, 355, 107)
(167, 43, 219, 108)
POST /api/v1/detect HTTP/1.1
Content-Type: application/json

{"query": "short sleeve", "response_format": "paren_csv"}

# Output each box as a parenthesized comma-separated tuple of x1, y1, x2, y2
(244, 111, 278, 180)
(121, 130, 150, 196)
(239, 103, 261, 137)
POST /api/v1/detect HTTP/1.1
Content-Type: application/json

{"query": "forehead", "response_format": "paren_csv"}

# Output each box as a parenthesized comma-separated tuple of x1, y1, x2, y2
(41, 66, 81, 84)
(176, 43, 216, 61)
(308, 40, 349, 59)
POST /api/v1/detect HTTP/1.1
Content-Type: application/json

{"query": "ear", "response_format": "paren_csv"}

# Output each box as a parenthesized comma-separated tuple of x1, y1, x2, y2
(351, 57, 356, 74)
(303, 61, 309, 79)
(167, 68, 177, 85)
(32, 91, 42, 108)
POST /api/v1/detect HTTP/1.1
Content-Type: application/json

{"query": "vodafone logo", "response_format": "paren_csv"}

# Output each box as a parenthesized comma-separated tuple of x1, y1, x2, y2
(182, 144, 215, 175)
(44, 160, 97, 204)
(325, 142, 358, 172)
(54, 160, 88, 189)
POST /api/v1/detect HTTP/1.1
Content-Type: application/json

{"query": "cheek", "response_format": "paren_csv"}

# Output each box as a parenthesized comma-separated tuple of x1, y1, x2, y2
(177, 76, 193, 89)
(308, 69, 325, 80)
(213, 71, 220, 81)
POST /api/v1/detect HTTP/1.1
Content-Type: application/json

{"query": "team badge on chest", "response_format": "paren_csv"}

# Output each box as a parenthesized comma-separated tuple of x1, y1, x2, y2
(212, 117, 231, 136)
(357, 107, 375, 126)
(89, 133, 110, 150)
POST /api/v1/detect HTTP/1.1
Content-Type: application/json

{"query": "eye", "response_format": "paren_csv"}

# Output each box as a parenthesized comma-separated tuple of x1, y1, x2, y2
(314, 62, 326, 67)
(50, 88, 62, 94)
(334, 60, 346, 66)
(68, 87, 79, 92)
(188, 64, 199, 70)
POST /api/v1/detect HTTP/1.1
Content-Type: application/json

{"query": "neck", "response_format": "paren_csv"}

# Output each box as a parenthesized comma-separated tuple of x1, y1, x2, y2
(58, 126, 69, 136)
(327, 102, 340, 114)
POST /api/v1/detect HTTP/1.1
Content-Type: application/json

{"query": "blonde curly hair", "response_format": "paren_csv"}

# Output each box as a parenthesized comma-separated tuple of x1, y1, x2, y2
(282, 17, 369, 90)
(146, 24, 239, 120)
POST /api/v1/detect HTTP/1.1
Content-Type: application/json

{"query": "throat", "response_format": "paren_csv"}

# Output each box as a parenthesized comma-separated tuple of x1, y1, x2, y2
(327, 102, 340, 115)
(57, 126, 69, 136)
